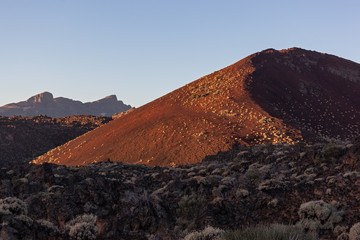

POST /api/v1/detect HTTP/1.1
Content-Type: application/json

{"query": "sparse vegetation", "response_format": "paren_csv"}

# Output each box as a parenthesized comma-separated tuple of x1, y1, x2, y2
(183, 224, 316, 240)
(0, 137, 359, 239)
(321, 144, 345, 161)
(258, 179, 286, 191)
(0, 197, 28, 216)
(244, 167, 262, 182)
(183, 226, 225, 240)
(349, 223, 360, 240)
(298, 200, 344, 232)
(223, 224, 316, 240)
(66, 214, 98, 240)
(177, 194, 205, 221)
(36, 219, 60, 232)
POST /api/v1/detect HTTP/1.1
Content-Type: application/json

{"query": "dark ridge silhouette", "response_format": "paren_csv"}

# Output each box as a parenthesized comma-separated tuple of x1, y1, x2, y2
(0, 115, 112, 163)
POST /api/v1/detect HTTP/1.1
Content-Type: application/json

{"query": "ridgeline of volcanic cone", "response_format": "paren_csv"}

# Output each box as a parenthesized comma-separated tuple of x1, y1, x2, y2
(33, 48, 360, 166)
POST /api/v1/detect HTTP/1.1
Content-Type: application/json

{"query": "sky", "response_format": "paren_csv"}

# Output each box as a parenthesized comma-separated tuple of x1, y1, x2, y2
(0, 0, 359, 107)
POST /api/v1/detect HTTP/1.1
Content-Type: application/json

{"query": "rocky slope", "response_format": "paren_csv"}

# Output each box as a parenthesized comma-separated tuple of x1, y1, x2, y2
(0, 137, 359, 239)
(0, 115, 112, 163)
(0, 92, 131, 117)
(33, 48, 360, 166)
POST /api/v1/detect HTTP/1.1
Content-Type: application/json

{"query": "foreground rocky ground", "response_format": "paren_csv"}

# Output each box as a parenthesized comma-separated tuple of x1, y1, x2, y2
(0, 137, 359, 239)
(0, 115, 112, 164)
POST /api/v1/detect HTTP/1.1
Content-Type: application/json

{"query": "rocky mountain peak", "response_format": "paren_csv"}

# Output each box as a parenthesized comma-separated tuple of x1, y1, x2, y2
(0, 92, 131, 117)
(96, 95, 118, 103)
(26, 92, 54, 104)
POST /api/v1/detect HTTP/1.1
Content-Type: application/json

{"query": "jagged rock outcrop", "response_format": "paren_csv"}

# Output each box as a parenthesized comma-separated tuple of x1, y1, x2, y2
(34, 48, 360, 166)
(0, 92, 131, 117)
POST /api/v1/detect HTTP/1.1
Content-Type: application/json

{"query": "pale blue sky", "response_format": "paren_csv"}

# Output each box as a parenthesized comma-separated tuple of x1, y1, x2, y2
(0, 0, 359, 107)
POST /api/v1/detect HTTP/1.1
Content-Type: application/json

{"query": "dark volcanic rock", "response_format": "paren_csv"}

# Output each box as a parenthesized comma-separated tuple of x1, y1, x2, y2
(0, 92, 131, 117)
(1, 138, 360, 239)
(0, 115, 112, 163)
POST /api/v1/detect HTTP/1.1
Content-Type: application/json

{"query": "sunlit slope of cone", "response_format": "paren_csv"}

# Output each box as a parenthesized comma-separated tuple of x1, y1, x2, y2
(33, 48, 360, 166)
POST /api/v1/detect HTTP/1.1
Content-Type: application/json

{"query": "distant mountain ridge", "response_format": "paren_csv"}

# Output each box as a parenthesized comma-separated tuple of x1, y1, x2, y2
(0, 92, 131, 117)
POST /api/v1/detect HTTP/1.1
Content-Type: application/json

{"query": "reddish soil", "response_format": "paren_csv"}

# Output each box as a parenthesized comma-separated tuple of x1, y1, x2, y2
(33, 48, 360, 166)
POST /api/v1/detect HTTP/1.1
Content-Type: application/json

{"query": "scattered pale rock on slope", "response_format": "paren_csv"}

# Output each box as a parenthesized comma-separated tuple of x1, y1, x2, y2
(34, 48, 360, 166)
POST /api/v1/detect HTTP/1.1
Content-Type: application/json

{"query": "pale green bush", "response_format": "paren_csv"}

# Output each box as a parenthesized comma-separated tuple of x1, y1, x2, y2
(183, 226, 225, 240)
(66, 214, 98, 240)
(337, 233, 350, 240)
(349, 222, 360, 240)
(298, 200, 344, 231)
(223, 224, 315, 240)
(36, 219, 59, 232)
(0, 197, 27, 216)
(177, 194, 205, 220)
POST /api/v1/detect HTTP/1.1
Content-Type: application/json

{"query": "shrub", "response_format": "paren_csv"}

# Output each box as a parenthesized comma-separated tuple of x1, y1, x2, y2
(349, 222, 360, 240)
(338, 233, 350, 240)
(0, 197, 28, 216)
(244, 167, 261, 182)
(298, 200, 344, 231)
(177, 194, 205, 220)
(66, 214, 98, 240)
(177, 194, 206, 232)
(14, 214, 33, 226)
(223, 224, 315, 240)
(321, 144, 344, 160)
(36, 219, 59, 232)
(258, 179, 285, 191)
(183, 226, 225, 240)
(334, 225, 348, 236)
(0, 197, 34, 237)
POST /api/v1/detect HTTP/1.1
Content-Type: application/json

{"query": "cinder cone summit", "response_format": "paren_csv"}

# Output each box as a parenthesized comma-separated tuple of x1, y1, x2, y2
(33, 48, 360, 166)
